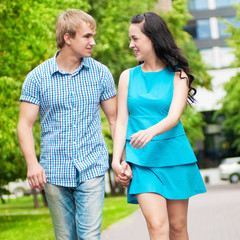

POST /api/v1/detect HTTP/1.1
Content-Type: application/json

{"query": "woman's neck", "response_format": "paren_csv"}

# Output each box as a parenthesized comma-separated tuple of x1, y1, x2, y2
(141, 59, 166, 72)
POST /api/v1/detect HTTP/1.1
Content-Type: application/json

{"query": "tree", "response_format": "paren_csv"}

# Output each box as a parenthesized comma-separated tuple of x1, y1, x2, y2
(0, 0, 157, 197)
(160, 0, 212, 89)
(0, 0, 90, 200)
(0, 77, 25, 201)
(91, 0, 155, 82)
(218, 73, 240, 154)
(159, 0, 211, 145)
(218, 3, 240, 155)
(0, 0, 211, 197)
(0, 0, 90, 80)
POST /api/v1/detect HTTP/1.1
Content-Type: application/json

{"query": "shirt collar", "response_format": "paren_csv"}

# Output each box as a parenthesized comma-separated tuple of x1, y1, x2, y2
(75, 57, 90, 74)
(50, 51, 90, 76)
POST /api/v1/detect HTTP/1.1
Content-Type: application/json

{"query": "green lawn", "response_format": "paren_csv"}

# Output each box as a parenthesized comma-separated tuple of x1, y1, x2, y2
(0, 195, 138, 240)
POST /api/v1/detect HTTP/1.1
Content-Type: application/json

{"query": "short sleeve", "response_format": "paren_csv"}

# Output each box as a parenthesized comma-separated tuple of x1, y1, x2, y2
(100, 67, 117, 100)
(20, 71, 40, 105)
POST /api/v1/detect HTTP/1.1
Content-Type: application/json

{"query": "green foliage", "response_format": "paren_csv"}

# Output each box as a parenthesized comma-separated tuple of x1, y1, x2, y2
(218, 3, 240, 154)
(101, 109, 113, 154)
(0, 0, 210, 191)
(0, 75, 41, 196)
(0, 77, 26, 187)
(0, 0, 89, 80)
(225, 3, 240, 67)
(218, 73, 240, 153)
(159, 0, 210, 145)
(0, 0, 156, 190)
(161, 0, 212, 89)
(181, 107, 206, 150)
(0, 0, 90, 196)
(92, 0, 155, 82)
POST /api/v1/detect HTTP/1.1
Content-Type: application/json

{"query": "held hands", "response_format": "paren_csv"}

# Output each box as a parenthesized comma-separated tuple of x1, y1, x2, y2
(130, 127, 155, 149)
(27, 162, 47, 190)
(112, 161, 133, 188)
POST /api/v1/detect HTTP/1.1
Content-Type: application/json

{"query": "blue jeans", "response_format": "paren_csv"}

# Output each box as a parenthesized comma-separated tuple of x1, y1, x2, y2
(44, 175, 105, 240)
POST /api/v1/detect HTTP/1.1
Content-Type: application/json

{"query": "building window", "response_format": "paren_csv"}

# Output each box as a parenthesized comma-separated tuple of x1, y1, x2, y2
(218, 17, 240, 38)
(184, 20, 197, 38)
(197, 19, 211, 39)
(215, 0, 240, 9)
(200, 49, 215, 68)
(188, 0, 209, 10)
(200, 47, 235, 68)
(185, 19, 211, 39)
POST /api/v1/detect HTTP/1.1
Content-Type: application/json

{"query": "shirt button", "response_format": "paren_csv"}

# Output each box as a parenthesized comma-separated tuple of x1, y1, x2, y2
(73, 107, 77, 111)
(73, 124, 76, 128)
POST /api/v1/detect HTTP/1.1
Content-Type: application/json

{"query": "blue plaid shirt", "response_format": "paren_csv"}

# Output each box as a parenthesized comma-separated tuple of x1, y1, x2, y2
(20, 52, 117, 187)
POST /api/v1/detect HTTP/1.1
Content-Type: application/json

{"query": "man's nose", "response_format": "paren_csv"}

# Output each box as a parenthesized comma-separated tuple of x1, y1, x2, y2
(90, 37, 96, 46)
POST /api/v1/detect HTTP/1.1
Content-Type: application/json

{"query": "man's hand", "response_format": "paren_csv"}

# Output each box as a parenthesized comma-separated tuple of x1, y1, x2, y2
(112, 161, 133, 188)
(27, 162, 47, 190)
(118, 161, 133, 188)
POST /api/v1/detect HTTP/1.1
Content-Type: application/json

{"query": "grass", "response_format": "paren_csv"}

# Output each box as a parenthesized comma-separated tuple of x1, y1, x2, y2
(0, 194, 138, 240)
(101, 195, 138, 230)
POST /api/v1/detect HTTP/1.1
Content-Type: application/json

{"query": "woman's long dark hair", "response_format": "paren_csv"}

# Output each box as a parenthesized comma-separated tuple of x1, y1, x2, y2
(131, 12, 196, 104)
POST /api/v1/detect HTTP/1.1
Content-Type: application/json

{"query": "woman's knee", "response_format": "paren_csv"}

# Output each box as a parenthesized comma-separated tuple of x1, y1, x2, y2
(147, 218, 169, 236)
(169, 219, 187, 235)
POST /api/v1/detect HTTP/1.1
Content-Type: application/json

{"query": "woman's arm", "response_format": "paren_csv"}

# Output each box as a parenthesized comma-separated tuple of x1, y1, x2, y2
(112, 70, 132, 182)
(130, 71, 189, 149)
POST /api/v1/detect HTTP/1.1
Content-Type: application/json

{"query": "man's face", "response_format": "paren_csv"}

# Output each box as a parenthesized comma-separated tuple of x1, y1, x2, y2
(68, 22, 96, 58)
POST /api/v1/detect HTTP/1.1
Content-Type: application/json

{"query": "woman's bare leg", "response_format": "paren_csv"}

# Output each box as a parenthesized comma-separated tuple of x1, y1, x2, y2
(137, 193, 169, 240)
(167, 199, 189, 240)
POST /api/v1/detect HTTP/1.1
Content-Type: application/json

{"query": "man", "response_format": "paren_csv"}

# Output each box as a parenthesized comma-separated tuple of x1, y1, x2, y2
(17, 9, 127, 240)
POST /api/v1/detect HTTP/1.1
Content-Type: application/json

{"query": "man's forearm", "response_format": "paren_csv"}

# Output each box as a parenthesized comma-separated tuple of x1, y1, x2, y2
(17, 121, 46, 190)
(17, 122, 38, 167)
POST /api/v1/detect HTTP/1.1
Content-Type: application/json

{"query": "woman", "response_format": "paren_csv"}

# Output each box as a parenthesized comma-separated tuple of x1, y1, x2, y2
(112, 12, 206, 240)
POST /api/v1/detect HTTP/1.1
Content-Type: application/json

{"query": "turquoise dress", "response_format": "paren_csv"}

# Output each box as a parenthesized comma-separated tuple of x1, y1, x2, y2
(126, 65, 206, 204)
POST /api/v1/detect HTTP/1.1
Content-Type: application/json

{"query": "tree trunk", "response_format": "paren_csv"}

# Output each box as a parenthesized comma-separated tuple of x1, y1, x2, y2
(108, 168, 116, 196)
(32, 189, 39, 208)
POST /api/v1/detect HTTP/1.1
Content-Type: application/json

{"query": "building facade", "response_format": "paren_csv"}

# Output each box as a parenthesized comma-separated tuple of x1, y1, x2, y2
(186, 0, 240, 167)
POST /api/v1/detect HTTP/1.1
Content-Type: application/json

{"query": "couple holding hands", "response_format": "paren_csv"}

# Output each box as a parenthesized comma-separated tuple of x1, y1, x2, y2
(18, 9, 206, 240)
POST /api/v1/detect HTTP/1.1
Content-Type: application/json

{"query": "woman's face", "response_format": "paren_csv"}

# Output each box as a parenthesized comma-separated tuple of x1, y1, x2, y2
(129, 23, 154, 62)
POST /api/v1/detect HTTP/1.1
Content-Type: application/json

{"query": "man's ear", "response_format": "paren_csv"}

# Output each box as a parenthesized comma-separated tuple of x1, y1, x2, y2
(64, 33, 71, 45)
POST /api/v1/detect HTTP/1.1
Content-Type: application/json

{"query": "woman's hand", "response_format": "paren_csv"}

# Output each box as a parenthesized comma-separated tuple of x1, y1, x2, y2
(112, 161, 133, 188)
(130, 127, 155, 149)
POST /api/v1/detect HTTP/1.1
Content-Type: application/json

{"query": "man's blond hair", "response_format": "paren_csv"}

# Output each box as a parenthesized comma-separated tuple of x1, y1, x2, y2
(55, 9, 96, 49)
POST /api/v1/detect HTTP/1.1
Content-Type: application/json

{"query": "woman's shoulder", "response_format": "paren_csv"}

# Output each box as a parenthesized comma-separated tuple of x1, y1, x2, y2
(119, 65, 141, 85)
(173, 69, 188, 83)
(118, 69, 130, 86)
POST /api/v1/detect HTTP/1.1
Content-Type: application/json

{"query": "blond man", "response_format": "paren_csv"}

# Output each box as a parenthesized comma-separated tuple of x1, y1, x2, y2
(18, 9, 118, 240)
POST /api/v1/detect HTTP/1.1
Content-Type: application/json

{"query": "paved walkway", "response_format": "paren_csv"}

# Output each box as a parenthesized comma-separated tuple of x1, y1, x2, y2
(101, 183, 240, 240)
